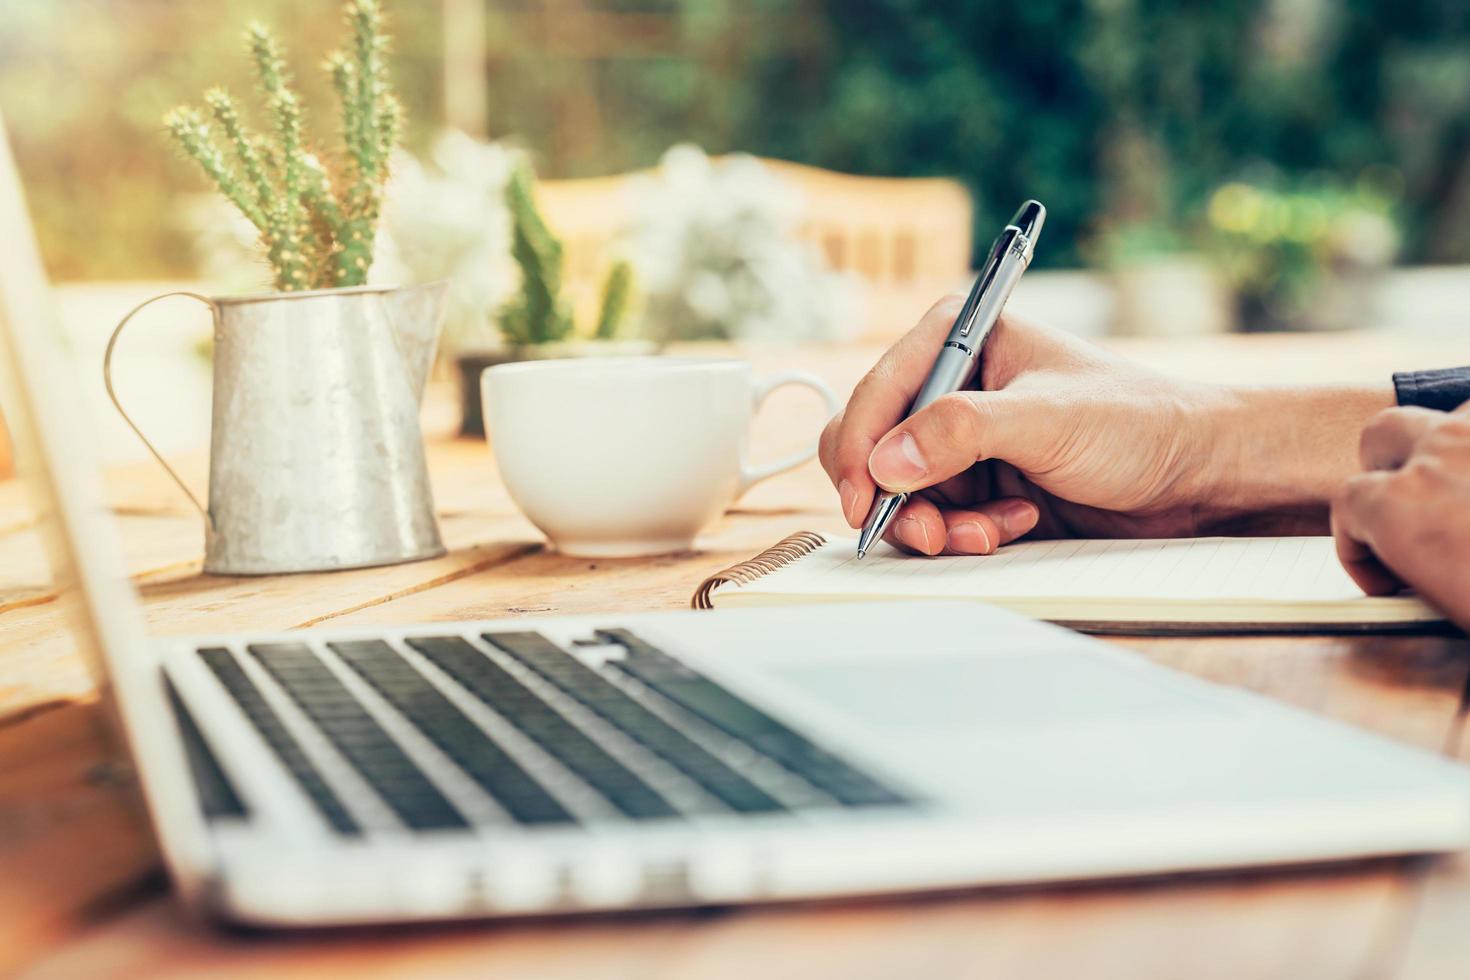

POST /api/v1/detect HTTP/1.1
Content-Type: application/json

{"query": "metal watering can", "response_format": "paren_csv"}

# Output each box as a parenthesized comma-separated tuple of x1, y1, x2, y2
(103, 282, 448, 575)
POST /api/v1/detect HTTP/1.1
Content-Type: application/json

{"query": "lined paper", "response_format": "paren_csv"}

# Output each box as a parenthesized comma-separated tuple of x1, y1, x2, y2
(761, 537, 1357, 602)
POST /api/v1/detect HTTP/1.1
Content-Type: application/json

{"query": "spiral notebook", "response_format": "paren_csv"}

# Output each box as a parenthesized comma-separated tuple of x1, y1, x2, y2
(693, 532, 1446, 634)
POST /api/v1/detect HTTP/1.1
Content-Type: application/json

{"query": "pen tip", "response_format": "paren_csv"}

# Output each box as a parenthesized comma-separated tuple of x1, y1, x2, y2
(856, 548, 866, 560)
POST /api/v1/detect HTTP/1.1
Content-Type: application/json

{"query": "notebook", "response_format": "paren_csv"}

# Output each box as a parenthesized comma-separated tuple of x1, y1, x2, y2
(693, 532, 1447, 634)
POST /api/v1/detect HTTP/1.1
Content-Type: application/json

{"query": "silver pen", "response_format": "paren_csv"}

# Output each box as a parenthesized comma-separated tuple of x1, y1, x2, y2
(856, 199, 1046, 558)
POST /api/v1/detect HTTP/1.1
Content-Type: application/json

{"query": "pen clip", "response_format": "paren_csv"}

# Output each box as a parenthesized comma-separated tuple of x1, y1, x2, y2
(956, 227, 1017, 339)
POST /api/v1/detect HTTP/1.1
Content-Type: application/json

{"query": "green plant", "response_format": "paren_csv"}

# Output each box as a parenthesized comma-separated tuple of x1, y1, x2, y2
(500, 161, 634, 345)
(164, 0, 399, 291)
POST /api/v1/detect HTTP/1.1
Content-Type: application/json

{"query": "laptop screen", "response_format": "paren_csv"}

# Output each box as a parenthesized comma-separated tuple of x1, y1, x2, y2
(0, 109, 208, 871)
(0, 109, 138, 706)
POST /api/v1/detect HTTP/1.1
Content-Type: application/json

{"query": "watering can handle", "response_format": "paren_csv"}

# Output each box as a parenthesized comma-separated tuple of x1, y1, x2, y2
(101, 291, 216, 528)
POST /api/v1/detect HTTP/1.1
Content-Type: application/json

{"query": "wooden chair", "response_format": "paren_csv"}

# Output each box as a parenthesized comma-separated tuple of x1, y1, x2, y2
(760, 157, 972, 329)
(533, 173, 632, 325)
(536, 157, 972, 340)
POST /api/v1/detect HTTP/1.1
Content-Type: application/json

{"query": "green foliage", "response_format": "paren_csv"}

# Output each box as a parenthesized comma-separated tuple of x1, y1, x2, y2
(500, 163, 634, 346)
(164, 0, 399, 291)
(11, 0, 1470, 281)
(481, 0, 1470, 268)
(1202, 179, 1398, 329)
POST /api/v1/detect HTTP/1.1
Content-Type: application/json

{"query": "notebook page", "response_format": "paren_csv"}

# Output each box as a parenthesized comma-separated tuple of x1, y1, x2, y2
(748, 536, 1371, 604)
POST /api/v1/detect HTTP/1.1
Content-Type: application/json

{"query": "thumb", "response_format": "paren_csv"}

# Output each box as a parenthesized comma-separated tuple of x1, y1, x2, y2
(868, 391, 1041, 492)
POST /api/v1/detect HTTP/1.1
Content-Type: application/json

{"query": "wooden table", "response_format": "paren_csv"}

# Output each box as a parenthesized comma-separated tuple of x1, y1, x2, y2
(6, 336, 1470, 979)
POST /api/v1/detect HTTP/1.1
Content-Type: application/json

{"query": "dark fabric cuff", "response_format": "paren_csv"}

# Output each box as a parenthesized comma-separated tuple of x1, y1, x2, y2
(1393, 367, 1470, 412)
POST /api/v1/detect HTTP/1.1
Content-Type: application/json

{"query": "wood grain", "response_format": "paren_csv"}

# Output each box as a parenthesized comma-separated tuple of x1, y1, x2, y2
(19, 863, 1424, 980)
(1377, 684, 1470, 980)
(0, 409, 12, 481)
(0, 699, 156, 978)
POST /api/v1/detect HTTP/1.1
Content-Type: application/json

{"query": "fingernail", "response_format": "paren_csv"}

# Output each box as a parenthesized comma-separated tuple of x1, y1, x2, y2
(870, 432, 927, 489)
(898, 517, 934, 555)
(993, 499, 1037, 535)
(838, 479, 858, 525)
(947, 521, 992, 555)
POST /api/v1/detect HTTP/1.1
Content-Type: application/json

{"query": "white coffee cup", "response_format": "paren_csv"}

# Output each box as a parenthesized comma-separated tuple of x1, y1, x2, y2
(482, 357, 838, 556)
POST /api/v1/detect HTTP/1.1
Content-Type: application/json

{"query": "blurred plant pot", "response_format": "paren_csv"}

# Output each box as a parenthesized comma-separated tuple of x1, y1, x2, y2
(1315, 265, 1383, 332)
(1234, 291, 1297, 332)
(456, 339, 659, 438)
(1235, 264, 1383, 333)
(1109, 256, 1231, 337)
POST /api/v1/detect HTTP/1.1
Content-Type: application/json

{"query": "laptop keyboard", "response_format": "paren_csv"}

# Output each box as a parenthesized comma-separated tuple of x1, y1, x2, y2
(330, 639, 574, 825)
(483, 632, 785, 814)
(189, 629, 906, 834)
(197, 646, 361, 834)
(406, 636, 679, 820)
(599, 629, 906, 808)
(250, 643, 470, 832)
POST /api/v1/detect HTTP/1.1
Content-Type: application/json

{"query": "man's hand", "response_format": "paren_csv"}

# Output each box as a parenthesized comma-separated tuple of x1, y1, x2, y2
(819, 296, 1394, 555)
(1332, 403, 1470, 628)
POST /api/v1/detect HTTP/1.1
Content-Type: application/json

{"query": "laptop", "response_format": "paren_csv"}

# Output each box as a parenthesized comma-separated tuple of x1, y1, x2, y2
(3, 115, 1469, 928)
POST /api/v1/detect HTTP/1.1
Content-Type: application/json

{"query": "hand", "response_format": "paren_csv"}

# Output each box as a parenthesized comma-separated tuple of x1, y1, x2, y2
(1332, 403, 1470, 627)
(819, 295, 1393, 555)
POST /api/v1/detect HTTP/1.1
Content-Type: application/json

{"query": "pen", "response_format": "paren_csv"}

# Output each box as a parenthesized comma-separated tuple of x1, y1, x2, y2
(856, 199, 1046, 558)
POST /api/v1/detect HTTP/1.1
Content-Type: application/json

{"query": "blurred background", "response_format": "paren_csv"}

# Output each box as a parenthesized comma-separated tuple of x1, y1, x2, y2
(2, 0, 1470, 467)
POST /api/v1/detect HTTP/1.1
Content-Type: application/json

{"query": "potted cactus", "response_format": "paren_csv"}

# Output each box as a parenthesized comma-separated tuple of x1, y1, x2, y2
(104, 0, 450, 575)
(456, 161, 649, 437)
(166, 3, 400, 292)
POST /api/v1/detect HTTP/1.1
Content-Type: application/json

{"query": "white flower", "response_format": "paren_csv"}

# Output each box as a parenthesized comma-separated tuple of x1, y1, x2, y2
(626, 144, 859, 342)
(378, 130, 520, 348)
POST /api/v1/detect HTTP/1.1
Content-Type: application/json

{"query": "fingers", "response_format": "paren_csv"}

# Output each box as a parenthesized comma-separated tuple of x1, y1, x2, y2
(884, 495, 945, 555)
(822, 294, 967, 527)
(942, 498, 1041, 554)
(869, 389, 1037, 493)
(817, 413, 865, 526)
(883, 494, 1041, 556)
(1332, 520, 1403, 595)
(1359, 407, 1441, 472)
(1331, 472, 1405, 595)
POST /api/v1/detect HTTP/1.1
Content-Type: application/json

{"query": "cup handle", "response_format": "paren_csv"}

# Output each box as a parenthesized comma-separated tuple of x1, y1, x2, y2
(738, 370, 840, 495)
(101, 291, 217, 528)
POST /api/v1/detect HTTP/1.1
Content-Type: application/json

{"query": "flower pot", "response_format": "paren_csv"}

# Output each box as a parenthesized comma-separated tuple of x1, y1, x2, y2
(1109, 257, 1231, 337)
(104, 282, 449, 574)
(455, 339, 659, 438)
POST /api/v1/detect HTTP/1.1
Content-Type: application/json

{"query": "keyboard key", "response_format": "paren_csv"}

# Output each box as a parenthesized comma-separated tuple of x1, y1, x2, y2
(485, 631, 785, 815)
(246, 643, 468, 832)
(328, 640, 574, 826)
(597, 629, 906, 808)
(406, 636, 678, 820)
(196, 647, 358, 834)
(167, 678, 247, 820)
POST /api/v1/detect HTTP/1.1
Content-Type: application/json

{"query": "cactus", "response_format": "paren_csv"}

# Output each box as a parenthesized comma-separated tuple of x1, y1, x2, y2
(500, 162, 574, 345)
(594, 260, 633, 340)
(500, 162, 636, 346)
(164, 1, 398, 292)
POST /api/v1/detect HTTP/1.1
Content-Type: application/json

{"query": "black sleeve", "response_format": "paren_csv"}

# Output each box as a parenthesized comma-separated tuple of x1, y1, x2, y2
(1393, 367, 1470, 412)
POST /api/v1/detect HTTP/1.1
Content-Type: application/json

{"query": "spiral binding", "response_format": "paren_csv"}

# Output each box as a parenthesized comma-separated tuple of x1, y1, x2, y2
(691, 530, 827, 609)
